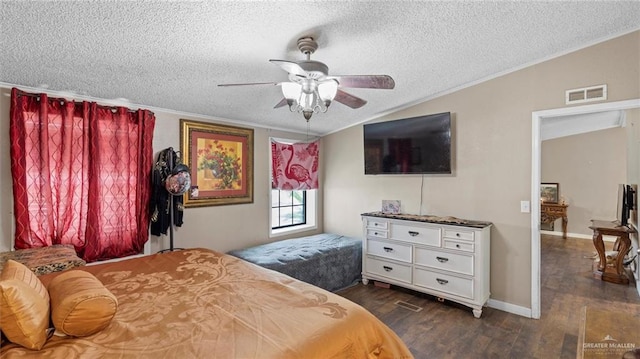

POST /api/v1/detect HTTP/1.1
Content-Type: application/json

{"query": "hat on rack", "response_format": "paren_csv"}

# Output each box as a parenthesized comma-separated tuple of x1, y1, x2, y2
(165, 164, 191, 195)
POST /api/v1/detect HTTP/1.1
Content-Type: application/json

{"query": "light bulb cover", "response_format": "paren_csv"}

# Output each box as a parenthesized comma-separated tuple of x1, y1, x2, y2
(281, 82, 302, 100)
(318, 80, 338, 101)
(300, 92, 315, 111)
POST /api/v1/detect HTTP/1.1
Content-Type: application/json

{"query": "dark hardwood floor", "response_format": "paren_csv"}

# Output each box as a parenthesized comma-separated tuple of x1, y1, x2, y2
(337, 234, 640, 358)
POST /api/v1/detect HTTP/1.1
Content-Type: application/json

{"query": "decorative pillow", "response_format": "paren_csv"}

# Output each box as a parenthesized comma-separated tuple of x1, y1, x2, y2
(48, 270, 118, 337)
(0, 244, 86, 276)
(0, 278, 51, 350)
(0, 259, 49, 302)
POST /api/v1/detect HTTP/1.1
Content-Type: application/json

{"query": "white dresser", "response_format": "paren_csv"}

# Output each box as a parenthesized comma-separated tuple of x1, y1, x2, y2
(361, 212, 492, 318)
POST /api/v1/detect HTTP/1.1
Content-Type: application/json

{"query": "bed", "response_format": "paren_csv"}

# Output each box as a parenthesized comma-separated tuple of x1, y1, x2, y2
(0, 248, 412, 358)
(227, 233, 362, 292)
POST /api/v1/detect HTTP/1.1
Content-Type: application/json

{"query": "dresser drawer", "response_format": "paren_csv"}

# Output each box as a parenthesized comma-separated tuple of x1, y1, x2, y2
(366, 219, 389, 230)
(443, 228, 474, 241)
(366, 228, 388, 239)
(413, 267, 474, 299)
(443, 239, 475, 253)
(366, 239, 412, 263)
(414, 247, 474, 276)
(365, 257, 412, 283)
(391, 223, 441, 247)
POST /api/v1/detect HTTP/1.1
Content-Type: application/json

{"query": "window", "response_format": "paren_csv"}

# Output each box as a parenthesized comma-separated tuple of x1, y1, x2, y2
(270, 189, 317, 236)
(10, 88, 155, 262)
(269, 137, 318, 236)
(271, 190, 306, 229)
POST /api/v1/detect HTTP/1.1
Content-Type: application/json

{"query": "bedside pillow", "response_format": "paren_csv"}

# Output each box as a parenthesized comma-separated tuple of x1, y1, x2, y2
(48, 270, 118, 337)
(0, 259, 49, 302)
(0, 278, 51, 350)
(0, 245, 86, 276)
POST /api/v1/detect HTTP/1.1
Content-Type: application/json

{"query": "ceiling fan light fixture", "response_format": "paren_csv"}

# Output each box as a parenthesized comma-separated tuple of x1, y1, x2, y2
(280, 81, 329, 119)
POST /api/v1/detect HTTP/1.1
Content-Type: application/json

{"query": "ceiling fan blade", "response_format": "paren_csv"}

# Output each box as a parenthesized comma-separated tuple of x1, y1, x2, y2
(218, 82, 279, 87)
(274, 98, 288, 109)
(334, 89, 367, 109)
(331, 75, 395, 89)
(269, 60, 308, 78)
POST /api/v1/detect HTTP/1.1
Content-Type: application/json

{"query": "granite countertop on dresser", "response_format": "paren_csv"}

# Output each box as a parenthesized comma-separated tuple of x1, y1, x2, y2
(361, 211, 492, 229)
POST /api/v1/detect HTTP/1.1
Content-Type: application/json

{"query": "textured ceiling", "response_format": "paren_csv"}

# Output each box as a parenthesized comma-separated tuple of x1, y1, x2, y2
(1, 1, 639, 136)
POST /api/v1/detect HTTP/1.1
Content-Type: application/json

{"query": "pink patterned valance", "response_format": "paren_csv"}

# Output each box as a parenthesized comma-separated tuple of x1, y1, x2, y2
(271, 139, 319, 190)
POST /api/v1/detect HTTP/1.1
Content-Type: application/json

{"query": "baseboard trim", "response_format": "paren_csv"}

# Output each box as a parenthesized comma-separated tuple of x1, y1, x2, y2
(486, 298, 533, 318)
(540, 230, 617, 242)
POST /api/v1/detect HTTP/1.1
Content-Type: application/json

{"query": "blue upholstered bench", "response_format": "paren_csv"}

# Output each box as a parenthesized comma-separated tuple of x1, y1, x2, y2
(227, 233, 362, 292)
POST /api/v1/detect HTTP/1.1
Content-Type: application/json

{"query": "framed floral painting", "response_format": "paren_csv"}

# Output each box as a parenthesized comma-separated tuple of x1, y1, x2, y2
(180, 119, 253, 207)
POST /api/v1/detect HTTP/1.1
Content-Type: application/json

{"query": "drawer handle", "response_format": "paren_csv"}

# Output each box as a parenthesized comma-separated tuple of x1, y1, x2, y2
(456, 244, 461, 248)
(436, 256, 449, 263)
(383, 266, 393, 272)
(436, 278, 449, 285)
(408, 231, 419, 237)
(455, 233, 460, 237)
(374, 232, 379, 236)
(374, 223, 379, 226)
(383, 247, 394, 252)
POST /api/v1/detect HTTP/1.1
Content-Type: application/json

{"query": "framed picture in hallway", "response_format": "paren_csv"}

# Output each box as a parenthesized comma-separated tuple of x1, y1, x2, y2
(540, 183, 559, 203)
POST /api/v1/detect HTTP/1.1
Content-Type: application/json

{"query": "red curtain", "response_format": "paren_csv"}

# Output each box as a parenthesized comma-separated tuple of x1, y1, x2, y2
(9, 88, 155, 262)
(271, 139, 319, 190)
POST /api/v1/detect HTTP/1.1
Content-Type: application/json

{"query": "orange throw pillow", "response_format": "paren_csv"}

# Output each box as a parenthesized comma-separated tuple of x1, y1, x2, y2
(0, 279, 50, 349)
(0, 259, 49, 302)
(48, 270, 118, 337)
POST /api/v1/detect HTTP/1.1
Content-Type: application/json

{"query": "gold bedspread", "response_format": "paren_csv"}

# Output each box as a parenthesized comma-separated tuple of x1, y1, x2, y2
(1, 248, 412, 358)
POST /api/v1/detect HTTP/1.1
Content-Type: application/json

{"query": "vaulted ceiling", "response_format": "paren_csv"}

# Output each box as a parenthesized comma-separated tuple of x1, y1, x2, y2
(1, 1, 639, 135)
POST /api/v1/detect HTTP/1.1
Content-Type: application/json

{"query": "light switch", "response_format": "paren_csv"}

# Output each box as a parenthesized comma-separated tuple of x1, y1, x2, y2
(520, 201, 530, 213)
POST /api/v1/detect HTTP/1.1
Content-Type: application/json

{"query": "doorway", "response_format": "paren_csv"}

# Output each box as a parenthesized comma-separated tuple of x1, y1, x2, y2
(530, 99, 640, 319)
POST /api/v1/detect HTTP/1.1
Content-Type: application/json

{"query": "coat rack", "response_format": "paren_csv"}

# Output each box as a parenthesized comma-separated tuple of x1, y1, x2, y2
(152, 147, 190, 253)
(162, 148, 178, 252)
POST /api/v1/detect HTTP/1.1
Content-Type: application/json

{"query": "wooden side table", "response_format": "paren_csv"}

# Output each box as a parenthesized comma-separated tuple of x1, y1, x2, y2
(589, 219, 636, 285)
(541, 203, 568, 238)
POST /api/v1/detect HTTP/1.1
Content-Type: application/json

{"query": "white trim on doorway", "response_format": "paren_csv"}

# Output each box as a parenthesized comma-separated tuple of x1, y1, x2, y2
(531, 99, 640, 319)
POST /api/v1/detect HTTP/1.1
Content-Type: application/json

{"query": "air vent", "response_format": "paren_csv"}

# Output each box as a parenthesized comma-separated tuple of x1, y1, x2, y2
(565, 84, 607, 105)
(394, 300, 423, 312)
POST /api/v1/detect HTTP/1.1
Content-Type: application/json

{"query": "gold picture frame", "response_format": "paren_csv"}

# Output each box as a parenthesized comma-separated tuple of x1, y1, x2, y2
(181, 119, 254, 207)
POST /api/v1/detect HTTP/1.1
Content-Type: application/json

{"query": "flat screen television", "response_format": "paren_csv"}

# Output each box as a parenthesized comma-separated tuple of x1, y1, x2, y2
(364, 112, 451, 174)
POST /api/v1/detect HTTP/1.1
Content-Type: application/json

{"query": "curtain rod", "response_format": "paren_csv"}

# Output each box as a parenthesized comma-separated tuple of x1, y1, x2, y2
(14, 88, 154, 115)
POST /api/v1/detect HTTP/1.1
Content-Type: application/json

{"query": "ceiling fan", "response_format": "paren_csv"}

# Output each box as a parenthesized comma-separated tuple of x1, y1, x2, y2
(218, 37, 395, 121)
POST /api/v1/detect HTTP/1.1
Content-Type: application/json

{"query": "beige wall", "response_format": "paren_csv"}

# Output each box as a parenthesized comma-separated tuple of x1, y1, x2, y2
(542, 127, 627, 236)
(0, 86, 324, 254)
(323, 31, 640, 309)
